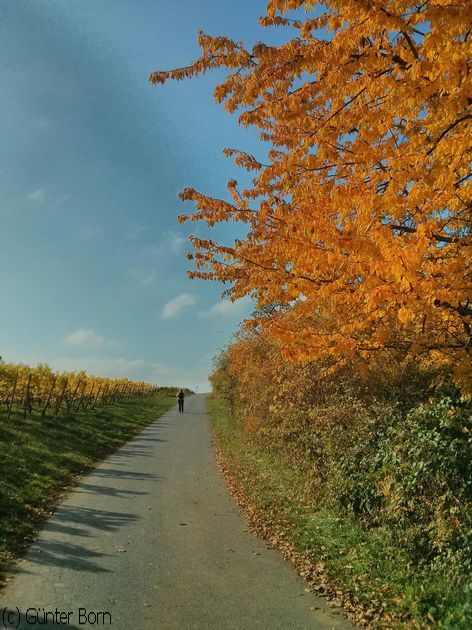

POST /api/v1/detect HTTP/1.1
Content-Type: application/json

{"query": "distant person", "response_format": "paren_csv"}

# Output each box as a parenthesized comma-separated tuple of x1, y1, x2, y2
(177, 389, 184, 413)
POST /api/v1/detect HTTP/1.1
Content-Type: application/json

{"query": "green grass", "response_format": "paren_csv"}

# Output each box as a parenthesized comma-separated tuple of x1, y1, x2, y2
(208, 396, 471, 628)
(0, 395, 174, 580)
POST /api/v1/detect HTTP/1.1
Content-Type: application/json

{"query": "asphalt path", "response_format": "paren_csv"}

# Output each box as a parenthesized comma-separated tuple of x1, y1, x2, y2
(0, 395, 351, 629)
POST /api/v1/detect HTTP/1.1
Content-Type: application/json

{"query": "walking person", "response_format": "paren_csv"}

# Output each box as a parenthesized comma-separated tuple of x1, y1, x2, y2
(177, 388, 184, 413)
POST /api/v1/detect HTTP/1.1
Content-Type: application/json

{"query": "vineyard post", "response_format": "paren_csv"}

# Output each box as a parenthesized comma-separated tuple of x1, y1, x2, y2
(54, 379, 68, 416)
(42, 377, 56, 417)
(67, 379, 82, 412)
(99, 384, 109, 407)
(75, 381, 87, 411)
(92, 384, 102, 409)
(103, 383, 110, 406)
(84, 383, 94, 410)
(23, 372, 32, 418)
(7, 371, 19, 421)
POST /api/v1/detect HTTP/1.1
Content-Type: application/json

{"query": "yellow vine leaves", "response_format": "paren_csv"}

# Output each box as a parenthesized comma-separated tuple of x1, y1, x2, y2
(151, 0, 472, 392)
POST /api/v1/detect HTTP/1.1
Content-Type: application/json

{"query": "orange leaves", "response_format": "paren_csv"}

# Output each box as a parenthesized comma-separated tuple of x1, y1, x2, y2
(151, 0, 472, 391)
(223, 148, 263, 171)
(397, 307, 413, 325)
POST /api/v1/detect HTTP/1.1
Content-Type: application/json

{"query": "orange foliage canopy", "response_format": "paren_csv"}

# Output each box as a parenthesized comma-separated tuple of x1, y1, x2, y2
(151, 0, 471, 391)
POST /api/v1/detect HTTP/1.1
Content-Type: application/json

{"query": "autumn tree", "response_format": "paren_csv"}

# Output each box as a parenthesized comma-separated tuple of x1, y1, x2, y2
(151, 0, 471, 391)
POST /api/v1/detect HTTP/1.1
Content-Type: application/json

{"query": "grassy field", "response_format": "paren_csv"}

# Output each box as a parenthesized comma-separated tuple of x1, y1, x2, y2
(0, 395, 175, 581)
(207, 395, 470, 628)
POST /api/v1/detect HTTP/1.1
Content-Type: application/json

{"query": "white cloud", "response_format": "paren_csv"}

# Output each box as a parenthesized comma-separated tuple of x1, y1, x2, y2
(161, 293, 196, 319)
(200, 296, 251, 319)
(64, 328, 111, 349)
(167, 231, 187, 254)
(28, 188, 45, 202)
(125, 225, 149, 241)
(126, 268, 155, 287)
(151, 231, 187, 256)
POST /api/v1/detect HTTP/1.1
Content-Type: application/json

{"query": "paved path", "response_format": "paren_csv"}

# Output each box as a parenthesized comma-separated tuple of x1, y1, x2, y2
(0, 395, 351, 629)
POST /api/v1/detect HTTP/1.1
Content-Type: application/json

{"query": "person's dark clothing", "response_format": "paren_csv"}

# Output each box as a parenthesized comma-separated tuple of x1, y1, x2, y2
(177, 390, 184, 413)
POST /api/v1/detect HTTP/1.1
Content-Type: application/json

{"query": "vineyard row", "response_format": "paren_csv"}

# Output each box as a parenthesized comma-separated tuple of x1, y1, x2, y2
(0, 363, 160, 420)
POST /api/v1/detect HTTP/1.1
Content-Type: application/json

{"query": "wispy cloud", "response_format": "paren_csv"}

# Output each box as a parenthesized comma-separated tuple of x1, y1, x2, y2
(53, 194, 70, 208)
(151, 230, 187, 256)
(161, 293, 196, 319)
(167, 231, 187, 254)
(76, 225, 102, 241)
(125, 225, 149, 241)
(200, 297, 251, 319)
(28, 188, 45, 203)
(126, 268, 155, 287)
(63, 328, 115, 349)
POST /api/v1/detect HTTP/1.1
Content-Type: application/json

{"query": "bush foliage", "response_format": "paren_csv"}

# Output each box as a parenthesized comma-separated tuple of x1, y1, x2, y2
(211, 333, 471, 622)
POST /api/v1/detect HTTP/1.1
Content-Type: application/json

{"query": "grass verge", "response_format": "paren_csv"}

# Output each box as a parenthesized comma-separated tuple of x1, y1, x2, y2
(208, 395, 470, 629)
(0, 395, 174, 582)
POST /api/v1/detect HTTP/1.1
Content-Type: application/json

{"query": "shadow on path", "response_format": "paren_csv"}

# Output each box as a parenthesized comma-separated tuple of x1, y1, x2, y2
(15, 505, 143, 576)
(89, 468, 159, 481)
(76, 483, 150, 498)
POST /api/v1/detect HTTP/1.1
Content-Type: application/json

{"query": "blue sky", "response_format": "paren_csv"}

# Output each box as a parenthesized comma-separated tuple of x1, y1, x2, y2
(0, 0, 298, 390)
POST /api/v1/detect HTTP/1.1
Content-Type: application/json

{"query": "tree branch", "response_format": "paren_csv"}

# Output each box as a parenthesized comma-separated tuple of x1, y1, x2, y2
(387, 223, 460, 244)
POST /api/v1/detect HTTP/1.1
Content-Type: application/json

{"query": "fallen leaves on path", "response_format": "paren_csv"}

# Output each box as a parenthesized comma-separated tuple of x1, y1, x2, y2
(214, 443, 405, 629)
